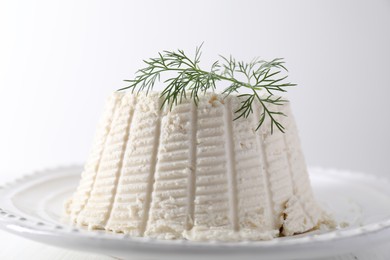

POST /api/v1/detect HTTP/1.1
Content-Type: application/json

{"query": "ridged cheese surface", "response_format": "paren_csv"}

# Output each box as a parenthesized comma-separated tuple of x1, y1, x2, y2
(66, 91, 327, 241)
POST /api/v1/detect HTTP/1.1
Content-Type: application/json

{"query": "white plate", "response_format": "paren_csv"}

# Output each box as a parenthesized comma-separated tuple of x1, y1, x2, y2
(0, 166, 390, 260)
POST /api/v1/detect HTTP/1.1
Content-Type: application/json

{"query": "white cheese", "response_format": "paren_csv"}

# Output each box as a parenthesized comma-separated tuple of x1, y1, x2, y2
(66, 91, 329, 241)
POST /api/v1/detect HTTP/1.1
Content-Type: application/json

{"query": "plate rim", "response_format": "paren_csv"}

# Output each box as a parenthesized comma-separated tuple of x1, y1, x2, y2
(1, 165, 390, 258)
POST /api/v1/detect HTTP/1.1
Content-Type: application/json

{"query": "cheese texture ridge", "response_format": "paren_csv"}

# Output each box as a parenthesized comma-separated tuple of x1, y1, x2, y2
(65, 91, 328, 241)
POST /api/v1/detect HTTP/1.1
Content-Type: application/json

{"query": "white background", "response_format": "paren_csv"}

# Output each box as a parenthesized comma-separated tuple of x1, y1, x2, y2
(0, 1, 390, 259)
(0, 0, 389, 181)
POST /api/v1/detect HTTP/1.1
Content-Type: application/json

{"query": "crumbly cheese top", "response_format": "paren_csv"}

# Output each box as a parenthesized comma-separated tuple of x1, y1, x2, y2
(65, 92, 329, 241)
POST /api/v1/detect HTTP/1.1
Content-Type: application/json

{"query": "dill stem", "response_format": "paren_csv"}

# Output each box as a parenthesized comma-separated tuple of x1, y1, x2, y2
(120, 45, 295, 133)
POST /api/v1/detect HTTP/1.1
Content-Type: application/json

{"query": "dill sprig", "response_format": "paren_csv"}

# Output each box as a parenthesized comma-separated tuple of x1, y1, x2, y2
(119, 44, 296, 133)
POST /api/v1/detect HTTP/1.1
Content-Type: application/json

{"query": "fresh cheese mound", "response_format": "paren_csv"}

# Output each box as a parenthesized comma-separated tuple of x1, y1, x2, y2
(65, 91, 329, 241)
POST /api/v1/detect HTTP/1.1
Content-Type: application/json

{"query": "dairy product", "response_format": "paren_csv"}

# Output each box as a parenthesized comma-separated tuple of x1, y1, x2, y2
(65, 91, 328, 241)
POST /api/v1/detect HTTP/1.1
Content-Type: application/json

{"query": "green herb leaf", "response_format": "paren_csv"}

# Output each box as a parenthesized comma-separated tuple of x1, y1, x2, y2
(120, 45, 296, 133)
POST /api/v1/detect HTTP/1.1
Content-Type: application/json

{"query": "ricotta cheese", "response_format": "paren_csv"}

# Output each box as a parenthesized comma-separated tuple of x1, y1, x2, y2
(65, 91, 329, 241)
